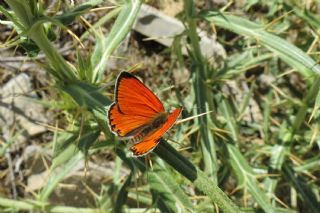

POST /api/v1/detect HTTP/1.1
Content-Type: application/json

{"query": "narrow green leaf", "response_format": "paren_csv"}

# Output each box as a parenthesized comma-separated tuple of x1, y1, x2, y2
(219, 97, 239, 141)
(147, 164, 194, 212)
(155, 139, 197, 181)
(193, 168, 240, 213)
(219, 97, 275, 212)
(80, 6, 122, 41)
(91, 0, 142, 82)
(54, 0, 103, 25)
(39, 152, 84, 202)
(0, 197, 34, 210)
(52, 129, 100, 169)
(282, 164, 320, 213)
(269, 144, 287, 170)
(227, 144, 276, 212)
(51, 133, 78, 169)
(309, 87, 320, 121)
(76, 50, 93, 82)
(199, 11, 320, 78)
(0, 197, 100, 213)
(0, 4, 25, 31)
(4, 0, 34, 27)
(61, 81, 111, 116)
(114, 172, 133, 213)
(284, 2, 320, 31)
(155, 140, 240, 213)
(262, 92, 272, 144)
(185, 0, 218, 180)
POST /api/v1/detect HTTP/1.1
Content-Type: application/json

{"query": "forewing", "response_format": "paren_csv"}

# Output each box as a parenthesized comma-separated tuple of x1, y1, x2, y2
(115, 72, 165, 117)
(108, 72, 166, 137)
(108, 103, 151, 137)
(130, 107, 182, 156)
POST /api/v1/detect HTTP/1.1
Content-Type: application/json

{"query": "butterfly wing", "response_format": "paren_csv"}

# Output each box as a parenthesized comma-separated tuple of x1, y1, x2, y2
(130, 107, 182, 156)
(116, 72, 164, 116)
(108, 103, 149, 137)
(108, 71, 165, 137)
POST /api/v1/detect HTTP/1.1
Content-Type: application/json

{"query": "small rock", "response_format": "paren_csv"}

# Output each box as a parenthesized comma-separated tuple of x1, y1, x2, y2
(134, 4, 226, 61)
(0, 73, 48, 141)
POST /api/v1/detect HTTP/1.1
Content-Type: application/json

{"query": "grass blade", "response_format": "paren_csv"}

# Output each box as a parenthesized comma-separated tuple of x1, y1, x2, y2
(199, 11, 320, 78)
(91, 0, 142, 82)
(147, 163, 194, 212)
(155, 140, 240, 213)
(282, 164, 320, 213)
(219, 97, 276, 212)
(114, 172, 133, 213)
(184, 0, 218, 181)
(38, 152, 84, 202)
(227, 144, 275, 212)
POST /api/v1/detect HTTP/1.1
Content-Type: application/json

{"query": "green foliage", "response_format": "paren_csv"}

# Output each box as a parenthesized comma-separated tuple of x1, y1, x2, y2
(199, 11, 320, 78)
(91, 0, 142, 83)
(54, 0, 103, 25)
(147, 163, 194, 212)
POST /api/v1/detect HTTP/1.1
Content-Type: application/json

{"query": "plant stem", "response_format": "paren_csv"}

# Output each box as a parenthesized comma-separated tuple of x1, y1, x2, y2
(91, 0, 142, 83)
(156, 141, 240, 213)
(28, 25, 76, 81)
(5, 0, 76, 82)
(290, 75, 320, 140)
(0, 197, 34, 210)
(184, 0, 218, 181)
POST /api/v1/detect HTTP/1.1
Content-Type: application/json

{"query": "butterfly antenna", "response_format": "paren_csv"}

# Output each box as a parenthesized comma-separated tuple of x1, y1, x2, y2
(175, 110, 213, 125)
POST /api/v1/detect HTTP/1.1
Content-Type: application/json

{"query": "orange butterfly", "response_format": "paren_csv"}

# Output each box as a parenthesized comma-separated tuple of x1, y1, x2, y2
(107, 71, 182, 157)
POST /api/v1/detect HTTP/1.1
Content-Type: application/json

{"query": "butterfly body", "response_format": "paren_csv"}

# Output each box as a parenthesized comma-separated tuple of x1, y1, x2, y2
(130, 112, 168, 144)
(107, 71, 182, 157)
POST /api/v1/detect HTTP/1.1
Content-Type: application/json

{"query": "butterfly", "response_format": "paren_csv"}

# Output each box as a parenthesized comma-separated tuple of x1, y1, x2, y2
(107, 71, 182, 157)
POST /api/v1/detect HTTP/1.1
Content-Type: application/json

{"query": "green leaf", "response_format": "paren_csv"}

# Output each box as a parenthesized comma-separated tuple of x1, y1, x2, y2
(227, 144, 276, 212)
(0, 4, 25, 30)
(0, 197, 100, 212)
(54, 0, 103, 25)
(184, 0, 218, 181)
(52, 128, 100, 169)
(199, 11, 320, 78)
(114, 172, 133, 213)
(284, 2, 320, 32)
(91, 0, 142, 83)
(282, 164, 320, 213)
(0, 197, 34, 211)
(39, 152, 84, 202)
(219, 97, 275, 212)
(147, 164, 194, 212)
(51, 132, 78, 169)
(76, 51, 93, 82)
(155, 140, 240, 213)
(61, 81, 111, 114)
(309, 88, 320, 121)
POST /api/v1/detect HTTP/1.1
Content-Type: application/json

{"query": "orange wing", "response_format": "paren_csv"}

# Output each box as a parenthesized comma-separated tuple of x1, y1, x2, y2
(108, 71, 165, 137)
(130, 107, 182, 156)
